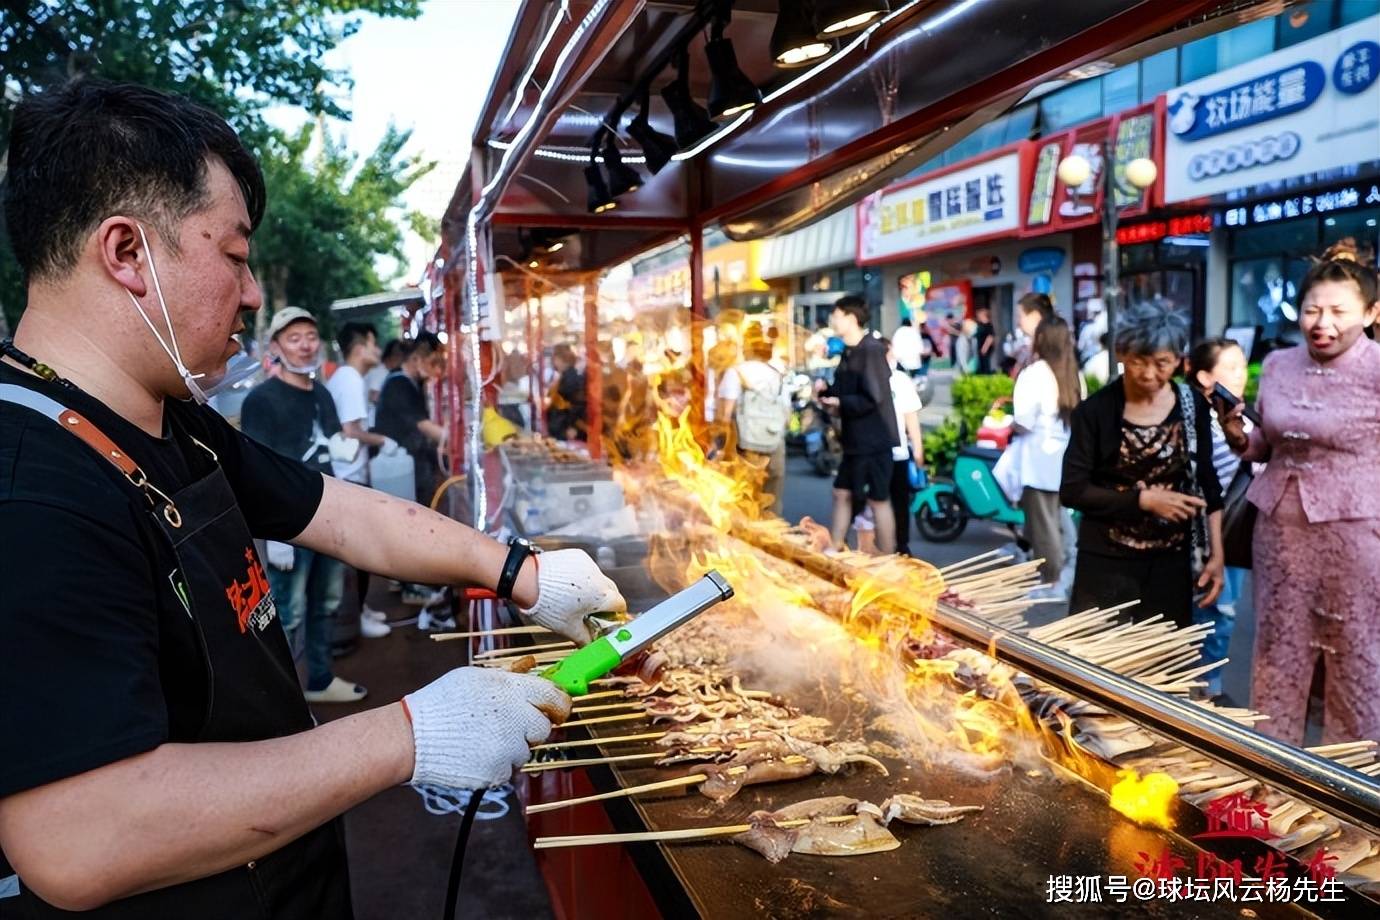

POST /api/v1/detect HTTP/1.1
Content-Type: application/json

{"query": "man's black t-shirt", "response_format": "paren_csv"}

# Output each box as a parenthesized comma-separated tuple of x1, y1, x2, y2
(825, 335, 899, 456)
(373, 370, 430, 457)
(973, 320, 995, 374)
(0, 362, 323, 800)
(239, 376, 341, 474)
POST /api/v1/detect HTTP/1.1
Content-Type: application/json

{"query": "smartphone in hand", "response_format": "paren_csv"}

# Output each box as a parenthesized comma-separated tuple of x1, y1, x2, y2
(1212, 382, 1262, 426)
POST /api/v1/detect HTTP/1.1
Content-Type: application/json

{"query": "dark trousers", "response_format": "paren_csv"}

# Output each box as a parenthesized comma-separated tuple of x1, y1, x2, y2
(1069, 547, 1193, 628)
(890, 459, 912, 555)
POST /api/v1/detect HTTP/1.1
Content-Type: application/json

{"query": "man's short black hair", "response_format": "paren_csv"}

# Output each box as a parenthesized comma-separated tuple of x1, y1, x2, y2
(402, 332, 444, 360)
(3, 78, 266, 281)
(832, 295, 869, 329)
(337, 322, 378, 358)
(380, 339, 404, 363)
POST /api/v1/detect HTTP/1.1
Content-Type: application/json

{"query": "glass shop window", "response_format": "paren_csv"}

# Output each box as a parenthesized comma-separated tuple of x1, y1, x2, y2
(1321, 209, 1380, 264)
(1229, 257, 1310, 340)
(1179, 34, 1218, 82)
(1229, 219, 1320, 259)
(1102, 66, 1139, 116)
(1140, 49, 1178, 104)
(1039, 79, 1102, 132)
(1277, 1, 1334, 47)
(1340, 0, 1377, 26)
(1218, 20, 1276, 70)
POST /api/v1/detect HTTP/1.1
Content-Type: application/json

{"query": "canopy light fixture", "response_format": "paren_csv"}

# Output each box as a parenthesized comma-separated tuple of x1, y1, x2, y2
(814, 0, 889, 37)
(661, 46, 719, 149)
(705, 4, 762, 120)
(626, 88, 678, 174)
(584, 144, 616, 214)
(771, 1, 832, 67)
(600, 134, 643, 197)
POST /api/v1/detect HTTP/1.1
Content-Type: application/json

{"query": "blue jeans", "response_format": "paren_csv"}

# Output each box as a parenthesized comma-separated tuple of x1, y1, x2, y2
(266, 547, 345, 692)
(1192, 566, 1246, 694)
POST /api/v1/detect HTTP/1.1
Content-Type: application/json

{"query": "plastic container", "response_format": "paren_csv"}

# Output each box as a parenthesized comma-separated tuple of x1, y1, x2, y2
(369, 450, 416, 502)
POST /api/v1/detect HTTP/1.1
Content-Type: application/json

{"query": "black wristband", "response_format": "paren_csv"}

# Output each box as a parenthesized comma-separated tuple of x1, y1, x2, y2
(496, 538, 537, 601)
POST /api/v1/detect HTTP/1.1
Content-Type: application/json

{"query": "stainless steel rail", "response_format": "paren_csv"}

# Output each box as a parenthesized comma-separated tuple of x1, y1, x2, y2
(932, 601, 1380, 838)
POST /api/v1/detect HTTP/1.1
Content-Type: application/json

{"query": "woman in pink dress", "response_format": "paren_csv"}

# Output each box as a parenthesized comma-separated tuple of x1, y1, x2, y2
(1222, 244, 1380, 744)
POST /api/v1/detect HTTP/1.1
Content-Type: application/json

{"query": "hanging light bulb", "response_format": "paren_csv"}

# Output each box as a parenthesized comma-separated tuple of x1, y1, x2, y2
(601, 134, 643, 198)
(813, 0, 889, 37)
(773, 2, 832, 67)
(626, 87, 679, 174)
(660, 46, 718, 149)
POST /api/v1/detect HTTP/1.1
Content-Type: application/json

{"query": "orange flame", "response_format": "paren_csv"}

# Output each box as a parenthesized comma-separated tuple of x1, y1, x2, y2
(1109, 769, 1179, 829)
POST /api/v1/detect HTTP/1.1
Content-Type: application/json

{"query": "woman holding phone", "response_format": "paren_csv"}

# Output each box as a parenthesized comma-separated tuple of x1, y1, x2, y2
(1061, 302, 1224, 627)
(1221, 241, 1380, 744)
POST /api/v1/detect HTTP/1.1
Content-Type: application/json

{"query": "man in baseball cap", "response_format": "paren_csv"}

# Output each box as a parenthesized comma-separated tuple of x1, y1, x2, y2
(242, 307, 366, 703)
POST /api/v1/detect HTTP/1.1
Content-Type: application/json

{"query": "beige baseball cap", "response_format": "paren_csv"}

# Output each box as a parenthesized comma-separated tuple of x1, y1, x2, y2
(267, 307, 317, 340)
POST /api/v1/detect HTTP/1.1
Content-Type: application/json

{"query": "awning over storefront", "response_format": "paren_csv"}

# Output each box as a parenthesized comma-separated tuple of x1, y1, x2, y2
(758, 208, 856, 281)
(329, 288, 425, 320)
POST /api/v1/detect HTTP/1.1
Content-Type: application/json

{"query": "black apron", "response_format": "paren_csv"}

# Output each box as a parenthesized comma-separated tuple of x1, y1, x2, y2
(2, 387, 353, 920)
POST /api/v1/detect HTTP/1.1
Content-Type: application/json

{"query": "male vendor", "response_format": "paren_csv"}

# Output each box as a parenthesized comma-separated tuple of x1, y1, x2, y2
(0, 79, 623, 917)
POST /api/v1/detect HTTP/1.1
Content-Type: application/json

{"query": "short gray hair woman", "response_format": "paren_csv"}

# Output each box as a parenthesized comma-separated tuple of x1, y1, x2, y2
(1059, 301, 1225, 629)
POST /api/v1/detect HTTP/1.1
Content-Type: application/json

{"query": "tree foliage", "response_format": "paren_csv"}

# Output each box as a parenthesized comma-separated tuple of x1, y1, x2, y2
(0, 0, 431, 331)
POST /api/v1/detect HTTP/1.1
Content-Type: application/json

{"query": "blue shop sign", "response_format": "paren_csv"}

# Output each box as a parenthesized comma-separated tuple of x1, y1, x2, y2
(1334, 41, 1379, 95)
(1168, 61, 1326, 142)
(1017, 247, 1065, 275)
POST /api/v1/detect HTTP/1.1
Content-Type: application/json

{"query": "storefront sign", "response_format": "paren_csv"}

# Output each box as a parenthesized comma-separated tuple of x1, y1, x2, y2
(1111, 110, 1156, 211)
(1054, 119, 1111, 226)
(1164, 15, 1380, 203)
(1018, 247, 1065, 274)
(1116, 213, 1213, 245)
(1220, 182, 1380, 227)
(1027, 139, 1064, 228)
(857, 148, 1024, 264)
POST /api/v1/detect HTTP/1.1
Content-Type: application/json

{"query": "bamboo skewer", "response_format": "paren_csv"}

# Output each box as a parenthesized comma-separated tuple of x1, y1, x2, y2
(939, 549, 1010, 576)
(533, 730, 667, 752)
(526, 774, 705, 814)
(559, 712, 647, 728)
(522, 751, 667, 772)
(572, 690, 626, 702)
(570, 702, 644, 715)
(533, 814, 858, 849)
(431, 625, 554, 641)
(474, 640, 573, 659)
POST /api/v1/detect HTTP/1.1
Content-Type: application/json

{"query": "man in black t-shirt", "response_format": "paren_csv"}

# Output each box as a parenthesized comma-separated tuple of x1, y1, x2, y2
(241, 307, 365, 705)
(818, 296, 899, 554)
(973, 305, 996, 374)
(0, 80, 625, 918)
(373, 332, 447, 507)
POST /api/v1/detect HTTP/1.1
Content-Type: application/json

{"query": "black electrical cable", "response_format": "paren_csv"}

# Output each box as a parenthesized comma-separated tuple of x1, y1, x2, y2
(441, 789, 485, 920)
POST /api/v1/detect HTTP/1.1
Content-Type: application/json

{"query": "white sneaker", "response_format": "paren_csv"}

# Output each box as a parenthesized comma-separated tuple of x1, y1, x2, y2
(362, 605, 388, 623)
(360, 616, 392, 639)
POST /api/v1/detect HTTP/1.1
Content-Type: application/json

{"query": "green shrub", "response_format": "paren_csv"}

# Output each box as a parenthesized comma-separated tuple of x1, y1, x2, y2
(922, 417, 964, 478)
(1083, 373, 1104, 396)
(1245, 362, 1261, 403)
(950, 373, 1015, 438)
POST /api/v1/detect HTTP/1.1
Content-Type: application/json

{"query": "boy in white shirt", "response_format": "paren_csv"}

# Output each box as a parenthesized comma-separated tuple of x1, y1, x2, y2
(326, 322, 396, 638)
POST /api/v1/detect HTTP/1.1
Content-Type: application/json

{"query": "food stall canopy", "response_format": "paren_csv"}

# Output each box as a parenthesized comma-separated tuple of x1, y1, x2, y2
(437, 0, 1278, 277)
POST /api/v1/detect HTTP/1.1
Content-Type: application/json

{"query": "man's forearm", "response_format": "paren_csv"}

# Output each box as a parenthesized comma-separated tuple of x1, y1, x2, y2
(419, 419, 446, 444)
(342, 419, 387, 447)
(0, 705, 413, 911)
(295, 476, 538, 607)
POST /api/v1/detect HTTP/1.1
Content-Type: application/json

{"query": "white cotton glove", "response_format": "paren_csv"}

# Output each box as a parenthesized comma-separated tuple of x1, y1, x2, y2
(404, 667, 571, 790)
(518, 549, 627, 646)
(265, 540, 295, 571)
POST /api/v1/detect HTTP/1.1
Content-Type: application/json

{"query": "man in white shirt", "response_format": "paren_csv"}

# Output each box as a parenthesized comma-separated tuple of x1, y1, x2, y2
(886, 340, 925, 555)
(326, 323, 395, 638)
(716, 325, 790, 516)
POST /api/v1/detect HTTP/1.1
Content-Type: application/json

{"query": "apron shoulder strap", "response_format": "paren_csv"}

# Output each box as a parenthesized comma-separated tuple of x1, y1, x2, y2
(0, 382, 185, 528)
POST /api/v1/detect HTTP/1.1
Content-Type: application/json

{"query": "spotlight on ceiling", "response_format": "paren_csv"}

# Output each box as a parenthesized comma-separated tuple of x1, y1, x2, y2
(660, 47, 719, 149)
(585, 151, 616, 214)
(626, 89, 679, 174)
(814, 0, 889, 37)
(706, 6, 762, 119)
(601, 134, 643, 198)
(772, 2, 832, 67)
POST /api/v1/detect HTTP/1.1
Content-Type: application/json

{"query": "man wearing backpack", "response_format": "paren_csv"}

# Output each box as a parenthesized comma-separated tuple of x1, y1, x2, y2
(717, 324, 790, 516)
